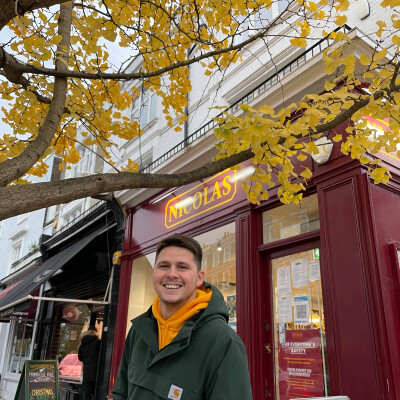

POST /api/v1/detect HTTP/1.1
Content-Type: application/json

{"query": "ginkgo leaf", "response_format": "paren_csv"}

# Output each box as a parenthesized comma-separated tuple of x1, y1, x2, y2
(300, 167, 312, 179)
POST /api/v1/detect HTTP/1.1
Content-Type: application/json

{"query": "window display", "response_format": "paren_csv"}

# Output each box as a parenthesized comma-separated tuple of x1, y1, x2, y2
(48, 303, 103, 380)
(272, 249, 329, 400)
(263, 194, 319, 244)
(196, 223, 237, 330)
(7, 318, 33, 373)
(127, 223, 237, 333)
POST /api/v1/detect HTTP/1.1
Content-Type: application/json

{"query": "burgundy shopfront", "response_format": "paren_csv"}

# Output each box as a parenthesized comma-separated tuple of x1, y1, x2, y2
(109, 133, 400, 400)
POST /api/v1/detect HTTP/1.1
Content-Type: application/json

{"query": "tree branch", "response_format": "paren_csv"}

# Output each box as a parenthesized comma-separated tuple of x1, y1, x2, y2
(0, 1, 73, 186)
(0, 17, 277, 82)
(0, 0, 70, 29)
(0, 148, 254, 220)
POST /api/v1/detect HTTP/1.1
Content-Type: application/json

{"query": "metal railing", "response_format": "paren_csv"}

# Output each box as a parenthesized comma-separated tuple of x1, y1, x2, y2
(52, 201, 105, 238)
(140, 25, 351, 174)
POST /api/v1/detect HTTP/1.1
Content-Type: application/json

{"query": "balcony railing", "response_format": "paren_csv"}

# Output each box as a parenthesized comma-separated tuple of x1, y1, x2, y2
(140, 25, 351, 174)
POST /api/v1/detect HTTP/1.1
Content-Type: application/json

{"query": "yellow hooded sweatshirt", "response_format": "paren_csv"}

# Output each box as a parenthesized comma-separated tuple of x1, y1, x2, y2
(152, 287, 212, 350)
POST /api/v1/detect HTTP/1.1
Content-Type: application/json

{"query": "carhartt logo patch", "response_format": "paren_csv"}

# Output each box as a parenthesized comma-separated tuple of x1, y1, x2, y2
(168, 384, 183, 400)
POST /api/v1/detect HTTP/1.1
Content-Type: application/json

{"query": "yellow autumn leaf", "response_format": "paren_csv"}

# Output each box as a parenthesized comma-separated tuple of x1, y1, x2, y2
(297, 153, 308, 161)
(241, 181, 250, 193)
(360, 53, 370, 66)
(332, 134, 342, 142)
(300, 167, 312, 179)
(374, 48, 387, 60)
(290, 38, 307, 48)
(324, 81, 336, 91)
(335, 15, 347, 26)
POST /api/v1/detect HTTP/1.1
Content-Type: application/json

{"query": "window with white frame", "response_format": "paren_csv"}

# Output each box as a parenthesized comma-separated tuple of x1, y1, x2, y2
(10, 239, 23, 266)
(223, 246, 232, 263)
(44, 205, 57, 225)
(131, 87, 158, 128)
(69, 147, 92, 179)
(0, 220, 2, 237)
(7, 319, 34, 373)
(17, 213, 28, 224)
(62, 206, 82, 227)
(234, 1, 290, 44)
(213, 251, 220, 267)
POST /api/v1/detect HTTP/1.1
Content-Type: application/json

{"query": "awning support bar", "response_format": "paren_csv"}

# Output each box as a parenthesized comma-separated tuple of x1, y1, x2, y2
(0, 296, 31, 313)
(29, 296, 109, 305)
(0, 294, 109, 314)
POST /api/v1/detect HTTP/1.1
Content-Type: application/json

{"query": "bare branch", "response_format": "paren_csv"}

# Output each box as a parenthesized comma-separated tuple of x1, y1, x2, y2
(0, 19, 278, 82)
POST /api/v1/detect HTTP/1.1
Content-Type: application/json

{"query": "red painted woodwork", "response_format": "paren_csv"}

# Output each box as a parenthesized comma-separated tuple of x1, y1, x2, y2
(235, 208, 267, 399)
(316, 170, 387, 400)
(369, 184, 400, 400)
(109, 124, 400, 399)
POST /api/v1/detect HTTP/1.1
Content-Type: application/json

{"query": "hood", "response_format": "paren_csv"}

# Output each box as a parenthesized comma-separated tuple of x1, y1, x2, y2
(81, 334, 99, 346)
(194, 281, 229, 329)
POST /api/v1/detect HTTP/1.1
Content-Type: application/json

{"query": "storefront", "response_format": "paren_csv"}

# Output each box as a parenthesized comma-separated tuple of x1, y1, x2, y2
(109, 123, 400, 400)
(0, 199, 124, 400)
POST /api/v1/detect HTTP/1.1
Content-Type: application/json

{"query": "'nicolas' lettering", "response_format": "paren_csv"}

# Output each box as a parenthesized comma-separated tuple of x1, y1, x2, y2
(165, 170, 236, 228)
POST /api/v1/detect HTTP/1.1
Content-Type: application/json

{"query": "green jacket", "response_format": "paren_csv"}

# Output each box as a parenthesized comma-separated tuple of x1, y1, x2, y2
(112, 282, 253, 400)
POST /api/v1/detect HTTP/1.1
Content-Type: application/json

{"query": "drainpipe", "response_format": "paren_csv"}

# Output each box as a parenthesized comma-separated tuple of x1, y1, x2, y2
(184, 44, 197, 147)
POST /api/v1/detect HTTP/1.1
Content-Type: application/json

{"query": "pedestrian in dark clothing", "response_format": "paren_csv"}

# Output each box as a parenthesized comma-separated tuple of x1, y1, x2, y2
(78, 327, 101, 400)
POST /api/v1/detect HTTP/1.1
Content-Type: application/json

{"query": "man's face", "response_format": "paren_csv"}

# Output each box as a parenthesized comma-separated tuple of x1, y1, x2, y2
(152, 246, 204, 319)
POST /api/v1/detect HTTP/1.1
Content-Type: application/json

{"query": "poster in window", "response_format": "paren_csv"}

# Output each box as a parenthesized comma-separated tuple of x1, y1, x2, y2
(278, 329, 324, 400)
(226, 295, 237, 331)
(278, 294, 292, 323)
(291, 259, 308, 288)
(277, 266, 291, 294)
(293, 295, 309, 325)
(309, 260, 321, 281)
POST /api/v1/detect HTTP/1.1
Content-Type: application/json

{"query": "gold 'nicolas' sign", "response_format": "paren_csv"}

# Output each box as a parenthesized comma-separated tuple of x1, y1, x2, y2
(165, 169, 237, 229)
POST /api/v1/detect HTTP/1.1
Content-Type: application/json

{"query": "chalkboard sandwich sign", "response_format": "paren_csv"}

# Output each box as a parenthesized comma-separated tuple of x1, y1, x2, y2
(15, 360, 59, 400)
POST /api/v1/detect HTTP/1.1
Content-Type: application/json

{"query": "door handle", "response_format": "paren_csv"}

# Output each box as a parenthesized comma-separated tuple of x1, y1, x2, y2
(265, 344, 271, 354)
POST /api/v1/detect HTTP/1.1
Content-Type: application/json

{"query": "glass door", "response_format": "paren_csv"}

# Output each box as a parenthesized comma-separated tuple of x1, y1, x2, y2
(269, 247, 329, 400)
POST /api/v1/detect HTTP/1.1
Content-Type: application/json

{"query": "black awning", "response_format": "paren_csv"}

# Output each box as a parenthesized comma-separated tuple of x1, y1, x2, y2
(0, 226, 104, 317)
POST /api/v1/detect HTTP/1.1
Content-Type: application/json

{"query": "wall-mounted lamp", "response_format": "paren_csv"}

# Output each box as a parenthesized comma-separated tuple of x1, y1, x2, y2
(311, 137, 334, 165)
(357, 0, 370, 20)
(217, 240, 222, 251)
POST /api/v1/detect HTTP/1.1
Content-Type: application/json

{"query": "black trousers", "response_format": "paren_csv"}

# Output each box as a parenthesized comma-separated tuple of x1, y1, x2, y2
(82, 381, 96, 400)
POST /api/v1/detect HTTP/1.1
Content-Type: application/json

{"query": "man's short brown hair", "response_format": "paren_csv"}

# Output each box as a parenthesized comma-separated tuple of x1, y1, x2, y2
(155, 235, 202, 271)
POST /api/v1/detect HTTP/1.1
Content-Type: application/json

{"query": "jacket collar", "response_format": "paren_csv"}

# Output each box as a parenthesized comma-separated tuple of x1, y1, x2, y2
(130, 282, 228, 366)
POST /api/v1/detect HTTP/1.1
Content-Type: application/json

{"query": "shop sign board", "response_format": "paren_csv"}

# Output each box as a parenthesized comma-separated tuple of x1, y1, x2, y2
(165, 169, 237, 228)
(15, 360, 59, 400)
(278, 329, 324, 400)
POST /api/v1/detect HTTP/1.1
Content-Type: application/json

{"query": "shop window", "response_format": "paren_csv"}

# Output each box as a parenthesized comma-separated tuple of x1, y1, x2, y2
(126, 223, 237, 333)
(7, 319, 34, 373)
(196, 223, 237, 331)
(262, 194, 320, 244)
(49, 303, 103, 380)
(271, 248, 329, 399)
(127, 253, 157, 335)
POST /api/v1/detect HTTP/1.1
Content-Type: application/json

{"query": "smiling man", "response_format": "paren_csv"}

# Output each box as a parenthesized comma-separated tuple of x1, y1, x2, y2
(112, 234, 253, 400)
